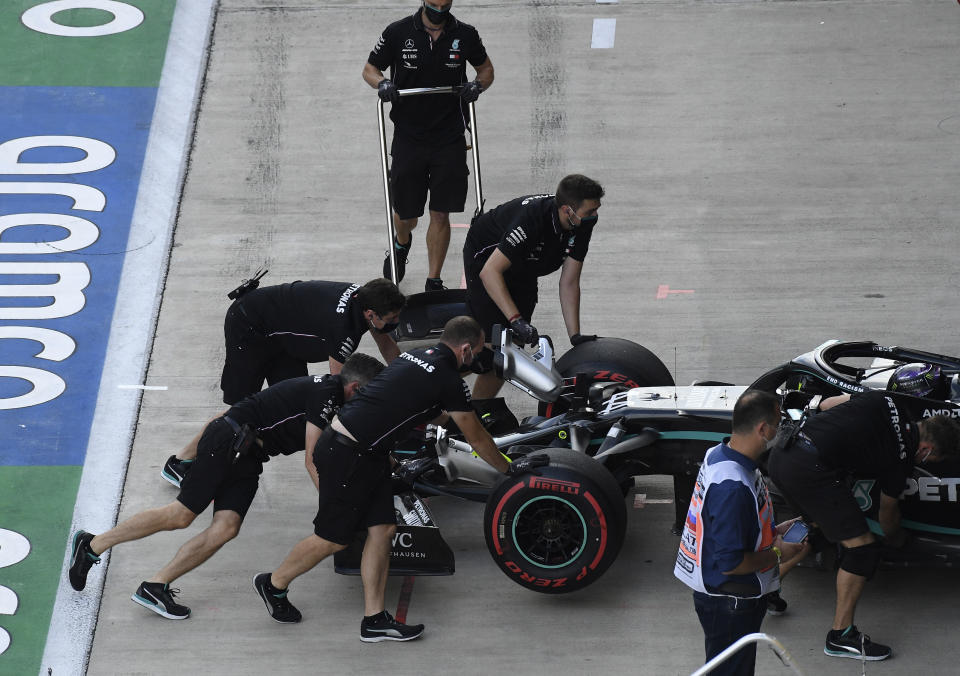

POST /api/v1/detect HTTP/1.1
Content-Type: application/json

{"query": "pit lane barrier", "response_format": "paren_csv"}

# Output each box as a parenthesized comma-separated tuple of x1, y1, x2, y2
(689, 632, 805, 676)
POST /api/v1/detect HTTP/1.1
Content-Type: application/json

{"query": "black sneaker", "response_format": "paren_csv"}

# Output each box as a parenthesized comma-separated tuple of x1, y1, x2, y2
(161, 455, 193, 488)
(383, 237, 411, 283)
(131, 581, 191, 620)
(360, 610, 424, 643)
(253, 573, 302, 623)
(765, 591, 788, 615)
(424, 278, 446, 292)
(68, 530, 101, 591)
(825, 625, 892, 661)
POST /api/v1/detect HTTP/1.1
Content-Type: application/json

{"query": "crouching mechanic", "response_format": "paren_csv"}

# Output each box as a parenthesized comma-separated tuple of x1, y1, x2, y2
(675, 390, 809, 676)
(67, 353, 384, 619)
(253, 316, 524, 641)
(768, 390, 960, 661)
(463, 174, 604, 398)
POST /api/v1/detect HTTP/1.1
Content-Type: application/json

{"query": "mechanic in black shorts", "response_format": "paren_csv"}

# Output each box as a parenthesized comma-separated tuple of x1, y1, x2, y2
(253, 316, 512, 641)
(768, 390, 960, 661)
(463, 174, 604, 398)
(363, 1, 494, 291)
(66, 354, 384, 620)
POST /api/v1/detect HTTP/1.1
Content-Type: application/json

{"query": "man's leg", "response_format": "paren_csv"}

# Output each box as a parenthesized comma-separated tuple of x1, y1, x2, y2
(473, 369, 505, 399)
(270, 534, 345, 590)
(360, 523, 396, 616)
(425, 210, 451, 281)
(832, 532, 875, 629)
(90, 501, 197, 555)
(150, 509, 242, 584)
(694, 592, 765, 675)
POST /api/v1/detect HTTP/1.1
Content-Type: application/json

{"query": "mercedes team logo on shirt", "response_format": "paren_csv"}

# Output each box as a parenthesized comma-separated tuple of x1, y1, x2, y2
(404, 38, 415, 48)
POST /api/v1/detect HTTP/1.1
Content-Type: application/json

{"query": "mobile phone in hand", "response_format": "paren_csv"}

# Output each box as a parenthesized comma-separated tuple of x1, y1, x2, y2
(782, 520, 809, 543)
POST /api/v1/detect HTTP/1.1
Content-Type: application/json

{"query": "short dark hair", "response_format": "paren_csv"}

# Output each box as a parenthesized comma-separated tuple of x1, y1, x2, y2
(919, 415, 960, 457)
(555, 174, 604, 209)
(340, 353, 385, 388)
(732, 389, 781, 435)
(440, 315, 484, 348)
(356, 278, 405, 316)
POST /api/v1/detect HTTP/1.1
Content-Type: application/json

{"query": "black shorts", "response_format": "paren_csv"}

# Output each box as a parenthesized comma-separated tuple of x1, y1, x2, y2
(390, 134, 468, 219)
(177, 417, 265, 519)
(462, 256, 538, 343)
(768, 440, 869, 543)
(312, 429, 394, 545)
(220, 301, 307, 405)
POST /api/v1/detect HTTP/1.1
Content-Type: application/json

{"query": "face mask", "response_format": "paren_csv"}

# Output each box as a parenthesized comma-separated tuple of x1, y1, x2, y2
(423, 2, 449, 25)
(375, 320, 399, 335)
(458, 346, 474, 373)
(567, 207, 598, 229)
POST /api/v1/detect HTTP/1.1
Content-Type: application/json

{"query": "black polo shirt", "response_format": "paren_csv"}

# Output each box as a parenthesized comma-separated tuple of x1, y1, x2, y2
(803, 391, 918, 497)
(239, 280, 368, 363)
(463, 194, 595, 281)
(337, 343, 472, 454)
(368, 10, 488, 144)
(228, 374, 344, 458)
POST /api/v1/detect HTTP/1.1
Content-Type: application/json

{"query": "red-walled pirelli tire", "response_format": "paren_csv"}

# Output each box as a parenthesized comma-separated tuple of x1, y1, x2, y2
(484, 449, 627, 594)
(539, 338, 674, 417)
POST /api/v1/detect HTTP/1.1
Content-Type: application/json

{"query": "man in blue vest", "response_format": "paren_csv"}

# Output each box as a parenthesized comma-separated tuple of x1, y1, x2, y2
(675, 390, 809, 675)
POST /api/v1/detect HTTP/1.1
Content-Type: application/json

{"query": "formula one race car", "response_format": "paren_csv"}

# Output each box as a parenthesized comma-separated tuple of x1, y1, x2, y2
(334, 332, 960, 593)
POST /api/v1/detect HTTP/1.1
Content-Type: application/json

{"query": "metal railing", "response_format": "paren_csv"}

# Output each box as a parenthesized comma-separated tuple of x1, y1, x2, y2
(377, 86, 483, 282)
(690, 633, 805, 676)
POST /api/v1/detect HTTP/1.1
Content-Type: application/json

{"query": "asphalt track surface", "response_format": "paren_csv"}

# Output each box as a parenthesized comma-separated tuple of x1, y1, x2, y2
(79, 1, 959, 674)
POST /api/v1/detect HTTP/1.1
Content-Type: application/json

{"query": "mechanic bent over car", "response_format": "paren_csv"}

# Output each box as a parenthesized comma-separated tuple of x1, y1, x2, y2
(253, 317, 518, 641)
(463, 173, 604, 398)
(768, 390, 960, 661)
(364, 0, 494, 292)
(67, 354, 384, 619)
(675, 390, 809, 676)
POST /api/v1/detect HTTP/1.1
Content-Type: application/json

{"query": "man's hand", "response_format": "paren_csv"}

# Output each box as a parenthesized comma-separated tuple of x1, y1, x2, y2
(459, 80, 483, 103)
(505, 454, 549, 477)
(510, 317, 539, 345)
(570, 333, 597, 346)
(377, 78, 399, 103)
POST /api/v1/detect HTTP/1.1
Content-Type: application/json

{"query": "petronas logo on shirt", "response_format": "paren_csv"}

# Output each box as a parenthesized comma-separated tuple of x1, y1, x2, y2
(852, 480, 875, 512)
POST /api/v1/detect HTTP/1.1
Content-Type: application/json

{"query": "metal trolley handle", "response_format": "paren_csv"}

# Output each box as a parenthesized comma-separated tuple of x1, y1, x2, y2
(377, 86, 484, 282)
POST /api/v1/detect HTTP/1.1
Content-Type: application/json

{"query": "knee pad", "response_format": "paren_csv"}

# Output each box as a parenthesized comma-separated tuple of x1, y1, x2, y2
(838, 541, 882, 580)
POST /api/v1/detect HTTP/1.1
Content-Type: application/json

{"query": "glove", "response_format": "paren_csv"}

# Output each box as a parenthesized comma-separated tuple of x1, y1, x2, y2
(510, 317, 539, 346)
(570, 333, 597, 346)
(396, 457, 437, 485)
(505, 454, 549, 477)
(459, 80, 483, 103)
(470, 346, 495, 375)
(377, 78, 399, 103)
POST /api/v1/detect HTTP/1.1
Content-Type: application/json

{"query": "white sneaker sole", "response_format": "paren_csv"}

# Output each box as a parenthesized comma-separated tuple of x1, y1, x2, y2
(131, 593, 189, 620)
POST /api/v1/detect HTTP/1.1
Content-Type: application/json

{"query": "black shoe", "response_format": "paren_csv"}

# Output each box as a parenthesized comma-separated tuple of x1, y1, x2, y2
(383, 237, 411, 283)
(360, 610, 424, 643)
(161, 455, 193, 488)
(765, 591, 787, 615)
(424, 278, 446, 292)
(825, 625, 892, 661)
(254, 573, 302, 623)
(68, 530, 101, 591)
(131, 581, 191, 619)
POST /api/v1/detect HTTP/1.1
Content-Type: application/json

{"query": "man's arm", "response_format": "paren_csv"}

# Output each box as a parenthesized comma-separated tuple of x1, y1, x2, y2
(478, 249, 519, 319)
(472, 57, 494, 91)
(819, 393, 851, 411)
(448, 410, 509, 473)
(558, 257, 583, 338)
(304, 422, 324, 490)
(363, 61, 387, 89)
(371, 331, 401, 364)
(327, 357, 343, 375)
(878, 492, 906, 546)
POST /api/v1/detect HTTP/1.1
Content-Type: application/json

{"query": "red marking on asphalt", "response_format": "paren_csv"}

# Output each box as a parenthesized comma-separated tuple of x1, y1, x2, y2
(656, 284, 695, 300)
(395, 575, 416, 624)
(452, 223, 469, 228)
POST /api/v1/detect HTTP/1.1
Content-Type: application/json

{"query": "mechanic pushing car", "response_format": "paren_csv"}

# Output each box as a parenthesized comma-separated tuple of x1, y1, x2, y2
(768, 389, 960, 661)
(363, 0, 494, 292)
(675, 390, 809, 676)
(463, 173, 604, 398)
(252, 316, 537, 641)
(67, 354, 384, 619)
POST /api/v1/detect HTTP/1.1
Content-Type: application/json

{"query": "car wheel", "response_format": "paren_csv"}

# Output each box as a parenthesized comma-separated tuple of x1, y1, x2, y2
(540, 337, 674, 416)
(484, 448, 627, 594)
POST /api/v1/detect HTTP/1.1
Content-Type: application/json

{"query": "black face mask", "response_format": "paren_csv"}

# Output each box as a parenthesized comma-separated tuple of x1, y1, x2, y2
(374, 321, 399, 335)
(422, 2, 449, 25)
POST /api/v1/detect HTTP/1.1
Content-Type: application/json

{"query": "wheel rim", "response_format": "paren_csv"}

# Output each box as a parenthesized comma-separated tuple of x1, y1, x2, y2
(511, 495, 587, 569)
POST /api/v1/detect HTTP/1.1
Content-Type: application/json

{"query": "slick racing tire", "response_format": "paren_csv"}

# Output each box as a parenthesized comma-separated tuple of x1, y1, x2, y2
(540, 337, 674, 416)
(484, 448, 627, 594)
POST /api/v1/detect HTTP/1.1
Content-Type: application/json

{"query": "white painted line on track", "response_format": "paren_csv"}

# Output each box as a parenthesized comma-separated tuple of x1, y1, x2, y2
(591, 18, 617, 49)
(597, 0, 619, 4)
(40, 1, 218, 674)
(117, 385, 169, 390)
